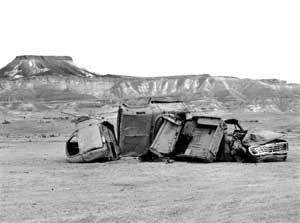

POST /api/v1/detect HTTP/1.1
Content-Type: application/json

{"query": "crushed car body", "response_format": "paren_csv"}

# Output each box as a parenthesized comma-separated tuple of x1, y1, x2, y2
(149, 114, 183, 156)
(243, 130, 288, 162)
(65, 117, 120, 163)
(176, 116, 225, 162)
(139, 115, 288, 163)
(140, 115, 227, 162)
(117, 99, 190, 156)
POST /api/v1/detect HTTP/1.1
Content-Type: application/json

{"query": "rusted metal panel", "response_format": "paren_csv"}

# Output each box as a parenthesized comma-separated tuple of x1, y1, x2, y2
(100, 122, 121, 160)
(117, 101, 189, 156)
(118, 111, 154, 156)
(150, 116, 182, 155)
(196, 116, 222, 126)
(152, 102, 190, 114)
(78, 124, 103, 153)
(179, 117, 224, 162)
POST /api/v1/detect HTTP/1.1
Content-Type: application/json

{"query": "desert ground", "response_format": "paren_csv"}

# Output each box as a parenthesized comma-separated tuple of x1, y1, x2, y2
(1, 109, 300, 223)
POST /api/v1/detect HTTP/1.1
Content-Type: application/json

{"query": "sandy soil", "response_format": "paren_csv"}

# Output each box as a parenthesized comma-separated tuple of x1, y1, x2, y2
(1, 111, 300, 223)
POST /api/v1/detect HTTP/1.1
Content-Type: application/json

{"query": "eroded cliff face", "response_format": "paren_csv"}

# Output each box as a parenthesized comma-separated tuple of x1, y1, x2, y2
(1, 56, 300, 112)
(0, 75, 117, 101)
(111, 75, 300, 112)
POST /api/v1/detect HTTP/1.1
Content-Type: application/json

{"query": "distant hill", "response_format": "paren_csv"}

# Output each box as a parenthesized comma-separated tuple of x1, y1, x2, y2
(0, 55, 98, 79)
(1, 55, 300, 112)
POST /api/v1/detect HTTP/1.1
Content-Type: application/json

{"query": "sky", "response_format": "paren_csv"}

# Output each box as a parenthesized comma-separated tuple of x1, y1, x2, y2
(0, 0, 300, 83)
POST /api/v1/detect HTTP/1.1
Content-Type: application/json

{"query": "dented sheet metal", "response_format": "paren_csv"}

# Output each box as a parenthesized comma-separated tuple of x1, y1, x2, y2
(117, 100, 189, 156)
(65, 119, 120, 163)
(78, 124, 103, 153)
(243, 130, 284, 147)
(248, 142, 288, 162)
(118, 106, 154, 156)
(150, 115, 182, 155)
(177, 116, 225, 162)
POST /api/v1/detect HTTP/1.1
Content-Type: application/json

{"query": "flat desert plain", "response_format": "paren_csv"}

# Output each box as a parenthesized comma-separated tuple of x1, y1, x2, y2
(1, 110, 300, 223)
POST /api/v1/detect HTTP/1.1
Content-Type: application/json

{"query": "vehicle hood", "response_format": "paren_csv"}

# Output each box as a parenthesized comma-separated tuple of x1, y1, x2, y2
(242, 130, 285, 147)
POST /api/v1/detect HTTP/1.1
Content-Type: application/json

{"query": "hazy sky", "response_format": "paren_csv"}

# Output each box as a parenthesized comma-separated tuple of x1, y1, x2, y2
(1, 0, 299, 83)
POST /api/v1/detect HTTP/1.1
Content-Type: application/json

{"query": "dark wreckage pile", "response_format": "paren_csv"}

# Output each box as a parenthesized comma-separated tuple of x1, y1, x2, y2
(65, 100, 288, 163)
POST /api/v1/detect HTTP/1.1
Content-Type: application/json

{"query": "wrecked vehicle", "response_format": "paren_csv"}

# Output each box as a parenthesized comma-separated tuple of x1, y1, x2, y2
(140, 115, 227, 162)
(176, 116, 226, 162)
(219, 120, 288, 162)
(217, 118, 255, 162)
(117, 99, 190, 156)
(139, 116, 288, 163)
(243, 130, 288, 162)
(143, 114, 184, 159)
(65, 117, 120, 163)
